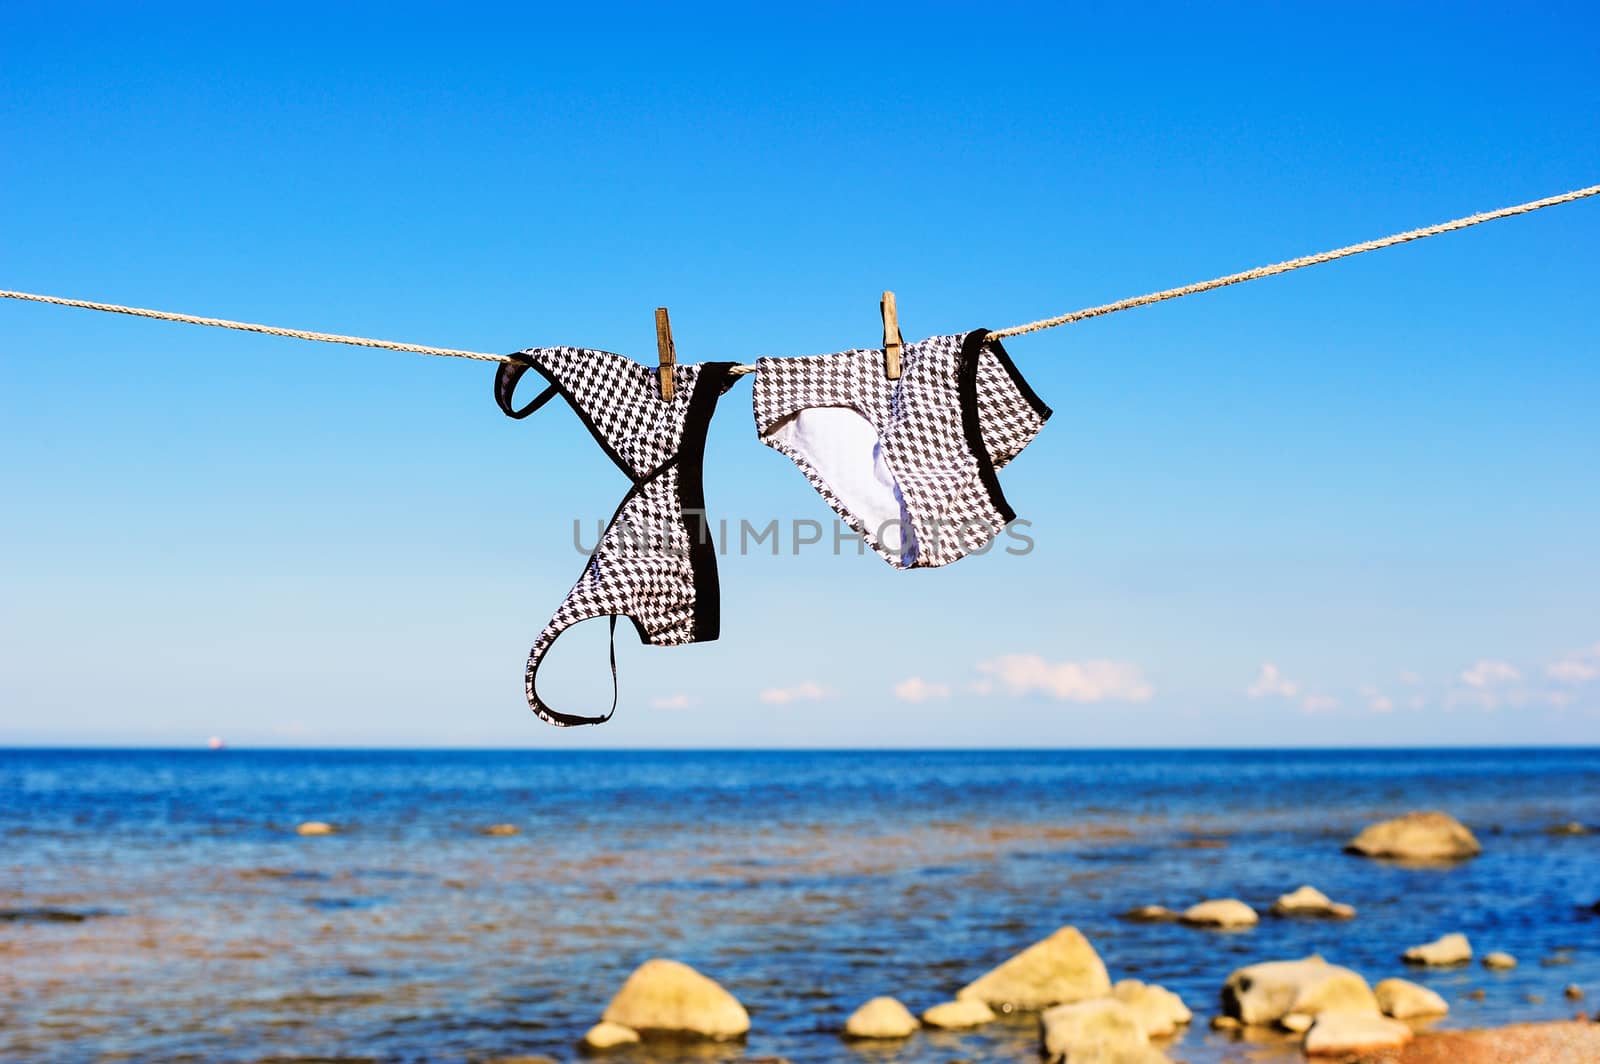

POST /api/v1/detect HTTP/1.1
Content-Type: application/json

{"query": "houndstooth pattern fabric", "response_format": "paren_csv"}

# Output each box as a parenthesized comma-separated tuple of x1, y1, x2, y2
(752, 329, 1051, 569)
(498, 348, 736, 727)
(496, 346, 695, 478)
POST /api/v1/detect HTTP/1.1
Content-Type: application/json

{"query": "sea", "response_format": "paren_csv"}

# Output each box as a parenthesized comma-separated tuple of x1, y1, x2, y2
(2, 748, 1597, 1063)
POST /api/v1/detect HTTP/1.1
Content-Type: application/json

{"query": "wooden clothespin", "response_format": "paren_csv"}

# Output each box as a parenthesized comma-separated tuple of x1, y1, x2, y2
(880, 291, 902, 379)
(654, 307, 676, 401)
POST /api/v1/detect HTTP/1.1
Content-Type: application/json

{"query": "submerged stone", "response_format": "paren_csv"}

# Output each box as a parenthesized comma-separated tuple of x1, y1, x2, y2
(1180, 898, 1258, 928)
(1345, 811, 1481, 861)
(843, 996, 917, 1039)
(957, 925, 1112, 1010)
(600, 958, 749, 1040)
(1221, 955, 1379, 1025)
(1403, 933, 1472, 967)
(1375, 977, 1449, 1018)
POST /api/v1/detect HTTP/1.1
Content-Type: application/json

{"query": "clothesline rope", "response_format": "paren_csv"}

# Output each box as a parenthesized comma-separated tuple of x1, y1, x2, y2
(987, 183, 1600, 340)
(2, 183, 1596, 371)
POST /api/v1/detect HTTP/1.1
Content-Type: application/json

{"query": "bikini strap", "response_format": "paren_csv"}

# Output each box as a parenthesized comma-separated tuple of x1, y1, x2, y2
(527, 616, 620, 728)
(495, 357, 559, 419)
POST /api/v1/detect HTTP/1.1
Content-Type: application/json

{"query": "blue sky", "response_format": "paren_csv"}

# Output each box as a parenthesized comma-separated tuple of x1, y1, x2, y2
(2, 3, 1597, 747)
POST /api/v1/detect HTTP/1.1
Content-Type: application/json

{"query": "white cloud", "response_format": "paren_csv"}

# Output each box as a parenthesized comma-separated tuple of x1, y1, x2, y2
(967, 679, 995, 696)
(1398, 670, 1423, 686)
(893, 677, 951, 702)
(1548, 659, 1598, 683)
(1547, 643, 1600, 684)
(650, 693, 694, 709)
(974, 655, 1153, 703)
(1301, 694, 1341, 713)
(1460, 660, 1520, 688)
(1359, 685, 1394, 713)
(758, 681, 834, 705)
(1246, 663, 1299, 699)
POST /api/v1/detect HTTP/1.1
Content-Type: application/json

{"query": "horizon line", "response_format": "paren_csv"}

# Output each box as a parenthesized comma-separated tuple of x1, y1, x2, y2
(3, 742, 1598, 753)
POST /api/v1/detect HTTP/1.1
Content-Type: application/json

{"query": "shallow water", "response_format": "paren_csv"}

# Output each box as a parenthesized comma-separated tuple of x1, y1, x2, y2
(2, 748, 1597, 1063)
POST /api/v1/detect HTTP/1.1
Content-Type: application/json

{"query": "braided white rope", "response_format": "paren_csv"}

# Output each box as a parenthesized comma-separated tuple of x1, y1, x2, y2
(0, 288, 508, 361)
(988, 183, 1600, 340)
(4, 183, 1596, 368)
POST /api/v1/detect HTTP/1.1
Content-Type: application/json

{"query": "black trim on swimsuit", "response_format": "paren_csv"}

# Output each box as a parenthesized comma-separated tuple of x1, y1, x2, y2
(988, 336, 1053, 422)
(497, 353, 641, 483)
(678, 362, 736, 642)
(956, 329, 1052, 528)
(494, 359, 561, 420)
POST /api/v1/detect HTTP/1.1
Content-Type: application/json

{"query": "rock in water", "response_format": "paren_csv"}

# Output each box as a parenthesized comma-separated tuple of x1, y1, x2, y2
(481, 823, 520, 836)
(1303, 1011, 1413, 1055)
(1483, 951, 1517, 970)
(581, 1021, 640, 1050)
(1345, 811, 1481, 861)
(1179, 899, 1259, 928)
(921, 999, 996, 1029)
(296, 821, 336, 836)
(842, 997, 917, 1040)
(1119, 905, 1179, 923)
(1221, 956, 1380, 1025)
(1566, 985, 1585, 1001)
(1375, 978, 1449, 1018)
(1281, 1012, 1314, 1033)
(1111, 980, 1192, 1038)
(1403, 933, 1472, 967)
(599, 958, 750, 1040)
(1270, 885, 1356, 919)
(1040, 998, 1164, 1063)
(957, 926, 1113, 1010)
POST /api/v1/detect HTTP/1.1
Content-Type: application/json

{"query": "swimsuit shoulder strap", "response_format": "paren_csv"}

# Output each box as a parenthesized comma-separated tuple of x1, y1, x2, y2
(494, 356, 560, 419)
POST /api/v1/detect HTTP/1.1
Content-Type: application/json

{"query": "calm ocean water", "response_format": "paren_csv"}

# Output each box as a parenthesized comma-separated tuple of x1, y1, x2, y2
(2, 748, 1597, 1063)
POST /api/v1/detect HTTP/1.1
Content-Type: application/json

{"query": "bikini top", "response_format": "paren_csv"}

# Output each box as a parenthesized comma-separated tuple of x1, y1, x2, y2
(495, 347, 740, 726)
(496, 330, 1050, 725)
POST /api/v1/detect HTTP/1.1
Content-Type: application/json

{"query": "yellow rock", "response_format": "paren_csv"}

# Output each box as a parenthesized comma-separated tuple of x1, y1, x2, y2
(580, 1020, 639, 1050)
(480, 823, 520, 836)
(1221, 955, 1379, 1025)
(1303, 1010, 1412, 1056)
(600, 958, 749, 1040)
(1040, 998, 1156, 1063)
(296, 821, 335, 836)
(1345, 811, 1481, 861)
(842, 996, 917, 1039)
(921, 998, 996, 1029)
(1270, 885, 1356, 919)
(1403, 933, 1472, 967)
(1112, 979, 1192, 1038)
(1375, 978, 1449, 1018)
(1120, 905, 1179, 923)
(1180, 898, 1259, 928)
(957, 926, 1112, 1010)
